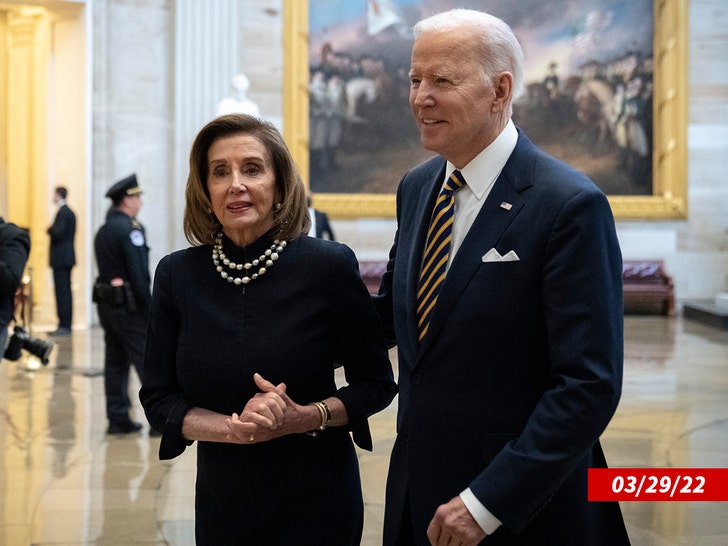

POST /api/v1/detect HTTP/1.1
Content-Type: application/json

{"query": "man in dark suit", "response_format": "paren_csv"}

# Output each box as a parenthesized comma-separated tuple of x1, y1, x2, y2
(307, 193, 335, 240)
(47, 186, 76, 336)
(374, 9, 629, 545)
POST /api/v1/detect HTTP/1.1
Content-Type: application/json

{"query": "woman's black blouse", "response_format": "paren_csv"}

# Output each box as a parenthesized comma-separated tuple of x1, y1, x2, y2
(140, 233, 396, 457)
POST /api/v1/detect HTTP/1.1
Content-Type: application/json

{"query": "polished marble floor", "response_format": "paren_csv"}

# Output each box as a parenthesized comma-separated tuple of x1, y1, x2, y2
(1, 315, 726, 545)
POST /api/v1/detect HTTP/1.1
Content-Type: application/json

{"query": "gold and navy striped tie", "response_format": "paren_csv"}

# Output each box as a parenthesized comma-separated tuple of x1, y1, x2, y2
(416, 170, 466, 341)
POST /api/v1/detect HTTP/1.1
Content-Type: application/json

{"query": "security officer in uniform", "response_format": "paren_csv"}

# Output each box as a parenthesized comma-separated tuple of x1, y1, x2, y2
(93, 174, 152, 434)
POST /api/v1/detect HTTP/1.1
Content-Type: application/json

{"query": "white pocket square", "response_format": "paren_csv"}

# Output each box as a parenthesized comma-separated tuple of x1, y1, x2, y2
(482, 248, 520, 262)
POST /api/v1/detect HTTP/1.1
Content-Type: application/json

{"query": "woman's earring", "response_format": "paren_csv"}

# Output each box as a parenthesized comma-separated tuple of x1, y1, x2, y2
(275, 202, 282, 210)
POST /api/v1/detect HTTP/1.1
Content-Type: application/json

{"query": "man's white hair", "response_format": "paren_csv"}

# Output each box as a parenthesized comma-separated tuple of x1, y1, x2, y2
(413, 9, 525, 101)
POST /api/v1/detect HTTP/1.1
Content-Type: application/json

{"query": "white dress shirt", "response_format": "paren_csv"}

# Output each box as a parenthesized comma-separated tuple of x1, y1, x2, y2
(444, 119, 518, 272)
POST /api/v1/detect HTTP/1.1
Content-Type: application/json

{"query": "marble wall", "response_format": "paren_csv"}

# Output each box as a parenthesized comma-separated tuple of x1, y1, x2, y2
(90, 0, 727, 308)
(92, 0, 284, 272)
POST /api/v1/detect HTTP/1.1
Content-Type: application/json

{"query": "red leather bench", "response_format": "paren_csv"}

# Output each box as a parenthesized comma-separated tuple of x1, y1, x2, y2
(359, 260, 388, 294)
(622, 260, 675, 316)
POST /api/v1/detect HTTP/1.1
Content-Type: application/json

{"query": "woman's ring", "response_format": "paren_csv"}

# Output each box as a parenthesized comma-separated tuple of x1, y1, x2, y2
(249, 434, 255, 443)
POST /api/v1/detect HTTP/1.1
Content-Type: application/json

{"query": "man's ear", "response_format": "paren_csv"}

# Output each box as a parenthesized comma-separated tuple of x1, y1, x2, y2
(491, 72, 514, 112)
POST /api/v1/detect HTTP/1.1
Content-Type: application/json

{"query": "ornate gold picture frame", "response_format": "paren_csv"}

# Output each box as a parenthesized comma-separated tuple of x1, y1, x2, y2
(283, 0, 687, 220)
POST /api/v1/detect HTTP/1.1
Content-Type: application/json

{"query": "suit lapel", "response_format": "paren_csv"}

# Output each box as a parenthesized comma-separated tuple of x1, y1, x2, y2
(417, 133, 536, 357)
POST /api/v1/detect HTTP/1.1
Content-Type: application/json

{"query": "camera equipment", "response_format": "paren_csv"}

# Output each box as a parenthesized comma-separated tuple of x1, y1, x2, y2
(3, 325, 55, 365)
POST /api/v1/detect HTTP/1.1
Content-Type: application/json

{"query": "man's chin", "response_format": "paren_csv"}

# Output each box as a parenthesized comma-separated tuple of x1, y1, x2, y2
(419, 133, 445, 153)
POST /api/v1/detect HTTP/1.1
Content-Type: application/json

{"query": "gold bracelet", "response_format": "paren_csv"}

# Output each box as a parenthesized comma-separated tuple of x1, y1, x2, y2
(314, 402, 326, 429)
(318, 400, 331, 430)
(305, 400, 332, 437)
(306, 402, 325, 436)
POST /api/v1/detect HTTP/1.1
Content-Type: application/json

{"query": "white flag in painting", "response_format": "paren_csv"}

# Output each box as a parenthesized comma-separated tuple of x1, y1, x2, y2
(367, 0, 405, 36)
(573, 10, 613, 55)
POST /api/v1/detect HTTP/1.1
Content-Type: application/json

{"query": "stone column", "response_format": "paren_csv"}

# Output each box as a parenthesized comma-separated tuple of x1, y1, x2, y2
(5, 9, 50, 282)
(172, 0, 241, 250)
(91, 0, 174, 278)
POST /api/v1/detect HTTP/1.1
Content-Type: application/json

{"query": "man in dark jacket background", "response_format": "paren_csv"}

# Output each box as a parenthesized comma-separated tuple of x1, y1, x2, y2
(47, 186, 76, 336)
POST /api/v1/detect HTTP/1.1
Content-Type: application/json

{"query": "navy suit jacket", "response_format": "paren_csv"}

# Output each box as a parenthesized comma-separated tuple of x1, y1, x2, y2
(375, 130, 629, 545)
(48, 204, 76, 269)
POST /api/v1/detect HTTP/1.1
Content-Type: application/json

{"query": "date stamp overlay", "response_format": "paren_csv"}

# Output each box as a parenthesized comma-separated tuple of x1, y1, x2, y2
(589, 469, 728, 501)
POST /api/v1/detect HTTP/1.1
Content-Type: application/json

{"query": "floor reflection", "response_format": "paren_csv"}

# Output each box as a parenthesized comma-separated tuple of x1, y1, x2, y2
(0, 315, 726, 545)
(603, 316, 728, 545)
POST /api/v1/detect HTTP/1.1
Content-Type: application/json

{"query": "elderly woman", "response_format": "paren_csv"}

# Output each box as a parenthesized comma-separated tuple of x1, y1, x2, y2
(140, 114, 396, 545)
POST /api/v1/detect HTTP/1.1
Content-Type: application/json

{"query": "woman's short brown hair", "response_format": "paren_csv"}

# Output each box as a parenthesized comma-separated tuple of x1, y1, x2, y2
(183, 114, 311, 246)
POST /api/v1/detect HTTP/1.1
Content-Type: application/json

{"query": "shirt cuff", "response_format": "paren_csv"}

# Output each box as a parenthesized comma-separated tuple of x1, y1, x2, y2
(460, 488, 502, 536)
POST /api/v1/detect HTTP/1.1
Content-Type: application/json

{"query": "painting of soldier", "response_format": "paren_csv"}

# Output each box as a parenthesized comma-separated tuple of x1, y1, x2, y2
(309, 0, 654, 197)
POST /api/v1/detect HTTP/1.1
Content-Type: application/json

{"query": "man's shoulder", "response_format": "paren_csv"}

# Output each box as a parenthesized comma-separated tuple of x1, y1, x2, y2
(100, 212, 139, 242)
(511, 129, 601, 193)
(106, 210, 133, 226)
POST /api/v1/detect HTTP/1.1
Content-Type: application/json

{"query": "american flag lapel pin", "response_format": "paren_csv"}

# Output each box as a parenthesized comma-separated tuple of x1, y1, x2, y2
(500, 202, 512, 211)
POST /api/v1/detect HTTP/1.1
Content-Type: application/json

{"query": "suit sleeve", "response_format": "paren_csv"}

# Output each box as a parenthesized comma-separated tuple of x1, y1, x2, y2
(122, 229, 152, 309)
(371, 178, 405, 348)
(328, 244, 397, 450)
(470, 188, 623, 532)
(139, 254, 193, 459)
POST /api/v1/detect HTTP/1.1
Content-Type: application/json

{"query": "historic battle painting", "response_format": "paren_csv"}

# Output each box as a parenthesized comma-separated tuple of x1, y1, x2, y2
(308, 0, 654, 197)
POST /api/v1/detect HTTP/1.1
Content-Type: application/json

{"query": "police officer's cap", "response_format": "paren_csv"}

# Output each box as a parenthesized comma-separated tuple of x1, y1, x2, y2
(105, 173, 142, 201)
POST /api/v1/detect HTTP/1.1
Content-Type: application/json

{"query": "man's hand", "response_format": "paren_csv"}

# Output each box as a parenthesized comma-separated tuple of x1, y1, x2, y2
(427, 496, 487, 546)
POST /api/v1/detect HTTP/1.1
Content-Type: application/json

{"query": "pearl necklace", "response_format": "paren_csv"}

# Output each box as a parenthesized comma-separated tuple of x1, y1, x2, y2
(212, 232, 287, 285)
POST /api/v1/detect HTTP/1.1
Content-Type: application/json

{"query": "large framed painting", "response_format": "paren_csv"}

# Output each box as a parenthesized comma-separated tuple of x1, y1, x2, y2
(283, 0, 687, 219)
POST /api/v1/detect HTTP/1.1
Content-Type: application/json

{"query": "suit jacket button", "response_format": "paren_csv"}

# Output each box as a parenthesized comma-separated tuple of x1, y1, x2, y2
(412, 372, 422, 385)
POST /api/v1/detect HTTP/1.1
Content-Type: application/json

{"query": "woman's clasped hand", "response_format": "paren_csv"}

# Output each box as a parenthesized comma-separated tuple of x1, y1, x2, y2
(226, 372, 311, 443)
